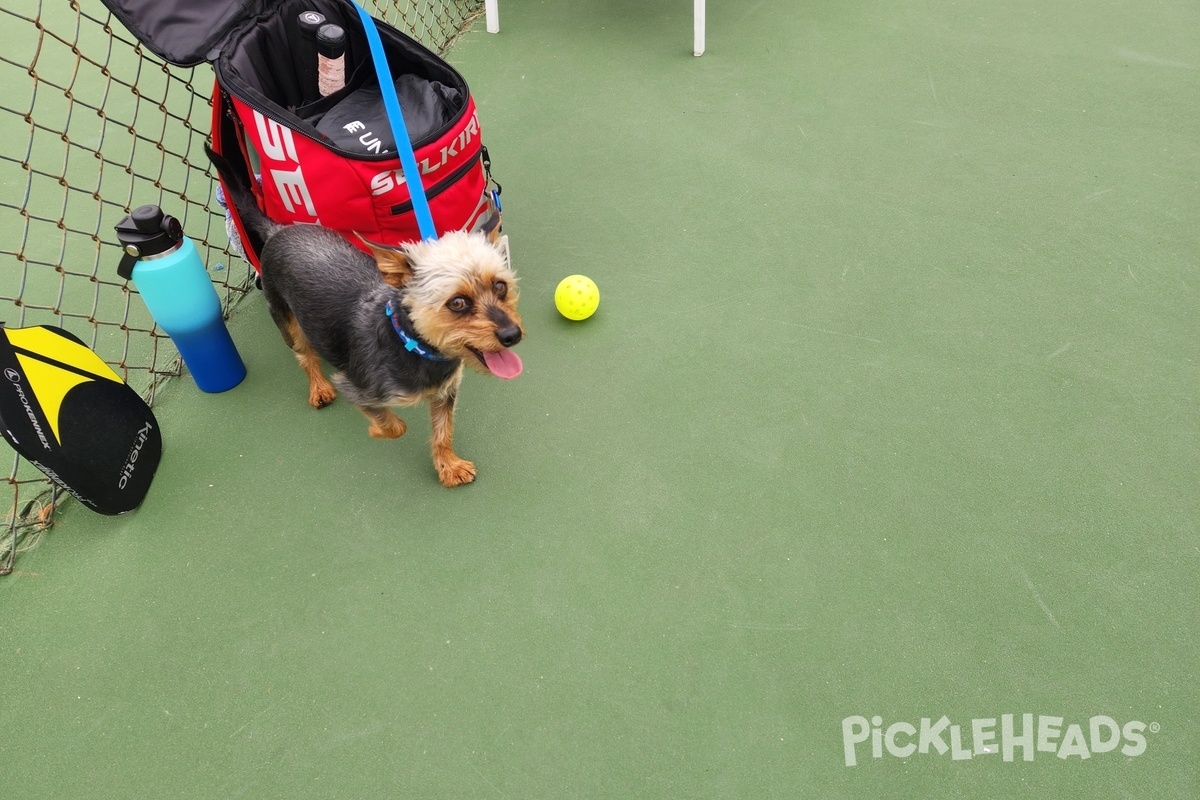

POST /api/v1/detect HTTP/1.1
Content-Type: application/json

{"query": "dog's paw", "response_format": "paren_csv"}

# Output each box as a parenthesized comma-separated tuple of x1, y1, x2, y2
(368, 414, 407, 439)
(309, 385, 337, 409)
(437, 457, 477, 488)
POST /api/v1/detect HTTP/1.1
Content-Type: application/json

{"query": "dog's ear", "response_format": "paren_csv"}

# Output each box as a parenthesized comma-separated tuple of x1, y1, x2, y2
(356, 233, 412, 288)
(481, 211, 503, 244)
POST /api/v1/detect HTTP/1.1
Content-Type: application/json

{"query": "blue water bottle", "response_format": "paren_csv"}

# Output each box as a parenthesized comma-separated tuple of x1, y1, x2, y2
(115, 205, 246, 393)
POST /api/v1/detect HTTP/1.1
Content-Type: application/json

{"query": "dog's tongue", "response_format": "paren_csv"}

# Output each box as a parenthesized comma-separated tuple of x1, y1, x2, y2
(482, 349, 523, 379)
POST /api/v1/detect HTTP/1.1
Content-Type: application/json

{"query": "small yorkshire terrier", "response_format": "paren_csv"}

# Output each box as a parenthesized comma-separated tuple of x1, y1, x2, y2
(205, 145, 523, 487)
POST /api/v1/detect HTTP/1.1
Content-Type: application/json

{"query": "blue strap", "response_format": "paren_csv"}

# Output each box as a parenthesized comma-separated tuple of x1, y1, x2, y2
(353, 3, 438, 241)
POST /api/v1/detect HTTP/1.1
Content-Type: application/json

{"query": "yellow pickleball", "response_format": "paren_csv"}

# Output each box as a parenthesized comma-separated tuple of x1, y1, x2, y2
(554, 274, 600, 321)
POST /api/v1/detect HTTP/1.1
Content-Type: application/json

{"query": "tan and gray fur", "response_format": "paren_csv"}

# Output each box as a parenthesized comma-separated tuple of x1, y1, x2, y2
(205, 145, 523, 487)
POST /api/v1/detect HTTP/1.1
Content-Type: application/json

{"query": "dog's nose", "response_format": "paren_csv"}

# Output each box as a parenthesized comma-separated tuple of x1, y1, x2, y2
(496, 325, 522, 348)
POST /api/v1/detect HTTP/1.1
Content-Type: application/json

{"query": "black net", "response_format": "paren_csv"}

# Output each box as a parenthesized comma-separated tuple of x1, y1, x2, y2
(0, 0, 484, 574)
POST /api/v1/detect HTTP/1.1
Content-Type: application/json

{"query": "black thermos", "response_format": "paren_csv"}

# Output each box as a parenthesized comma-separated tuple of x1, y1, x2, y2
(297, 10, 326, 104)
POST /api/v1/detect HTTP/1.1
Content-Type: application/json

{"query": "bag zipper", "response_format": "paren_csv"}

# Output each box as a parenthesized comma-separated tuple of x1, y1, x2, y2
(213, 26, 470, 162)
(220, 81, 470, 161)
(388, 149, 482, 216)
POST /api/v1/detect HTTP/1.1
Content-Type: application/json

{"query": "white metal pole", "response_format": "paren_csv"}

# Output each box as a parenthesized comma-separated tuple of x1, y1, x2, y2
(486, 0, 500, 33)
(694, 0, 706, 56)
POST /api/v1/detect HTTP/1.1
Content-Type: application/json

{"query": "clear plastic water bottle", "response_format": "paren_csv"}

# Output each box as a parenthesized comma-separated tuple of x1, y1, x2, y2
(115, 205, 247, 393)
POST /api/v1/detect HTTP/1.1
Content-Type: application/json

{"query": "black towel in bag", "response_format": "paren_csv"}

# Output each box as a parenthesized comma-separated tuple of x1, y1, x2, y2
(313, 74, 461, 155)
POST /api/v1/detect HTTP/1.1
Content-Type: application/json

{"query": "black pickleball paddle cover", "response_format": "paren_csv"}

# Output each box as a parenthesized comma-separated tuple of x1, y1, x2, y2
(0, 325, 161, 514)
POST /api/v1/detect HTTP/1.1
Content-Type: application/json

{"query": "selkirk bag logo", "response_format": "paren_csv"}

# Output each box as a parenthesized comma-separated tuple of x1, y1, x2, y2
(842, 714, 1157, 767)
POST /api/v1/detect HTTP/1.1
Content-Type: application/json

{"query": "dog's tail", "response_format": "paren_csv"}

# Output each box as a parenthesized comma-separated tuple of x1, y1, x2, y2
(203, 143, 283, 243)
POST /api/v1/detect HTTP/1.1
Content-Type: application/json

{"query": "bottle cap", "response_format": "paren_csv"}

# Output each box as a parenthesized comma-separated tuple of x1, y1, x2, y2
(114, 205, 184, 279)
(316, 24, 346, 57)
(298, 11, 326, 39)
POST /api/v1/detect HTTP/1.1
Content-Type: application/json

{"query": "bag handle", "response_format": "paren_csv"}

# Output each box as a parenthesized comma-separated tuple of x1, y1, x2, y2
(352, 3, 438, 241)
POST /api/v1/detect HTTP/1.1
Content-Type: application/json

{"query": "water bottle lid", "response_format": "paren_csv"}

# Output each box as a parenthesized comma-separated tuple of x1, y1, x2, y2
(298, 11, 326, 39)
(115, 205, 184, 280)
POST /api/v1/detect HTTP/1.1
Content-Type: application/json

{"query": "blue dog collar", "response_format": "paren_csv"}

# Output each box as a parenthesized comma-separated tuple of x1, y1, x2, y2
(386, 300, 450, 361)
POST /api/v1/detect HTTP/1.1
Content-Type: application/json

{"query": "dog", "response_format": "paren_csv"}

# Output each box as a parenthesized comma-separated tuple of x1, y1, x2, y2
(205, 145, 523, 487)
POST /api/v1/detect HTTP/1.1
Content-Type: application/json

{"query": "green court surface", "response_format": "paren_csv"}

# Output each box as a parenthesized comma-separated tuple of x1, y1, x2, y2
(2, 1, 1198, 797)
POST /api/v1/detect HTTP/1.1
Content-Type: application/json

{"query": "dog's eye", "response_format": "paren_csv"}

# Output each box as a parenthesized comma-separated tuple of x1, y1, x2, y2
(447, 296, 472, 313)
(493, 280, 507, 299)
